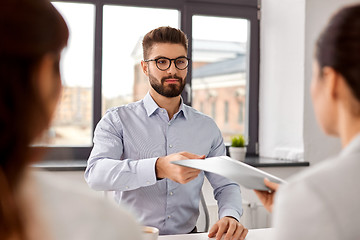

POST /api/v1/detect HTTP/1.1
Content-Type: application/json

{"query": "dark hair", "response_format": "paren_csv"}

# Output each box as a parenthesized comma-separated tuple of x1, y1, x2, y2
(316, 4, 360, 102)
(142, 26, 188, 59)
(0, 0, 68, 238)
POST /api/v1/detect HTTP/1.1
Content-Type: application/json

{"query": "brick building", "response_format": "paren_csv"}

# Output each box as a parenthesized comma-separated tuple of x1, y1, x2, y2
(131, 39, 247, 142)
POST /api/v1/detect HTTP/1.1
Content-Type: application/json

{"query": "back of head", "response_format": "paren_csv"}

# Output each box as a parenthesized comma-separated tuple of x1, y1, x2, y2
(316, 4, 360, 104)
(142, 26, 188, 59)
(0, 0, 68, 238)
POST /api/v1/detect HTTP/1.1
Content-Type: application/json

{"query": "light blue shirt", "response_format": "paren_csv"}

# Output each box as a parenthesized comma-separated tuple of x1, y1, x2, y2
(85, 92, 243, 235)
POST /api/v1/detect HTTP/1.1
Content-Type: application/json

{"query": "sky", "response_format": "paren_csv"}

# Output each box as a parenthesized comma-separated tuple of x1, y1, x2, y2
(53, 2, 248, 98)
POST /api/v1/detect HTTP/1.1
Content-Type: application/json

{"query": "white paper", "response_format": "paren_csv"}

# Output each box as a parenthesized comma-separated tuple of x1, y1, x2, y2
(172, 156, 285, 191)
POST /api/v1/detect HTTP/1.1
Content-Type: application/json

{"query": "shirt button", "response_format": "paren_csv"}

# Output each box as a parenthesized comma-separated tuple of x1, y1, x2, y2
(126, 186, 129, 189)
(169, 144, 173, 148)
(146, 181, 150, 185)
(169, 192, 173, 196)
(168, 122, 171, 126)
(168, 215, 171, 219)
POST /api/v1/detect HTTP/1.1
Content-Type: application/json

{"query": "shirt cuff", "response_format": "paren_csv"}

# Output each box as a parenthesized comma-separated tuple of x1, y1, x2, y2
(136, 157, 158, 187)
(219, 208, 241, 222)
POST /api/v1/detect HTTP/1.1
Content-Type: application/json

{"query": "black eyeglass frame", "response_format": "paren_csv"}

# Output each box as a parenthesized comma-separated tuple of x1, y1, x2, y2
(144, 57, 191, 71)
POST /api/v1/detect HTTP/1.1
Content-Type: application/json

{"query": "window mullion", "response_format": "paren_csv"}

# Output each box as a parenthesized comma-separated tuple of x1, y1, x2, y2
(93, 2, 103, 137)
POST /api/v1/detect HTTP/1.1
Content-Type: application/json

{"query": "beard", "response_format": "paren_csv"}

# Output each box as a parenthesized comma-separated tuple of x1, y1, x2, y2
(148, 73, 186, 98)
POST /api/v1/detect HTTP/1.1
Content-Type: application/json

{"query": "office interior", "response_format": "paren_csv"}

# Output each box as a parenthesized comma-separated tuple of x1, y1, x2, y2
(33, 0, 359, 231)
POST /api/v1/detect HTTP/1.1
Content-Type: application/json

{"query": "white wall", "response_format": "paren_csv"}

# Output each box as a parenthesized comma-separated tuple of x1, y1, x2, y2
(245, 0, 360, 229)
(260, 0, 359, 165)
(303, 0, 360, 165)
(259, 0, 305, 160)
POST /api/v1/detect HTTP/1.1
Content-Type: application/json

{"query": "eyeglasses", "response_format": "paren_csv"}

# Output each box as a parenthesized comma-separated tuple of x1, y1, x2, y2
(144, 57, 190, 71)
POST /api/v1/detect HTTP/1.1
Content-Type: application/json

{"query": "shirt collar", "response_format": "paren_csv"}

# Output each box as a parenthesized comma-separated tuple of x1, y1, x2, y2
(177, 98, 188, 119)
(143, 92, 188, 119)
(143, 92, 160, 117)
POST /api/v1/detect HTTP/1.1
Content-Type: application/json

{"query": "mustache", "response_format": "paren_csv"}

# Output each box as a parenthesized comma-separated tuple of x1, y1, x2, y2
(161, 75, 183, 83)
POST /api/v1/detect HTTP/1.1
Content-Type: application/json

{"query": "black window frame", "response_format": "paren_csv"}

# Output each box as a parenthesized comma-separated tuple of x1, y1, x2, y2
(44, 0, 259, 160)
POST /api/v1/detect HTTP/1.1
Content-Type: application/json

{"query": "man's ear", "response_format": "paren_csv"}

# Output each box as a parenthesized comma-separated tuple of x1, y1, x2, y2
(322, 66, 339, 100)
(141, 60, 149, 77)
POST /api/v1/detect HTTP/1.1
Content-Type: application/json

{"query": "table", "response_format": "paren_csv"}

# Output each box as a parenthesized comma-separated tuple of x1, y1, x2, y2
(158, 228, 273, 240)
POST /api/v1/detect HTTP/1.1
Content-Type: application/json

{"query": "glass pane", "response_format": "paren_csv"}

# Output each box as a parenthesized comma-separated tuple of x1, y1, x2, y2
(102, 6, 179, 114)
(192, 15, 249, 144)
(37, 2, 95, 146)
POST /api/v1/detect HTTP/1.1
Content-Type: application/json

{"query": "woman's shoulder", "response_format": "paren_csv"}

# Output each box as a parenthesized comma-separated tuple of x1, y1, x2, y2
(273, 152, 360, 239)
(276, 152, 360, 213)
(31, 170, 142, 240)
(285, 151, 360, 191)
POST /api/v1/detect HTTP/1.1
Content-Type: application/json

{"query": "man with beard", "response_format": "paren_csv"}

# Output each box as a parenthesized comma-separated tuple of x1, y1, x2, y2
(85, 27, 248, 240)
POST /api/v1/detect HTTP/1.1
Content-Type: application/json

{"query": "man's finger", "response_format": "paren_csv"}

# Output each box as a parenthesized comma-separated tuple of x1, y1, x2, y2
(216, 224, 227, 240)
(184, 175, 198, 183)
(179, 170, 198, 178)
(231, 226, 243, 240)
(181, 152, 206, 159)
(208, 224, 218, 238)
(224, 220, 237, 240)
(239, 227, 248, 240)
(185, 169, 201, 176)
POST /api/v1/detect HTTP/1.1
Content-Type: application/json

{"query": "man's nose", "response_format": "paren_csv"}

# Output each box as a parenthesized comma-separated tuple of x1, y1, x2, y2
(166, 60, 178, 74)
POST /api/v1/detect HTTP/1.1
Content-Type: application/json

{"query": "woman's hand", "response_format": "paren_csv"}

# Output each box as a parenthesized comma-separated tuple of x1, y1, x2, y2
(254, 178, 280, 212)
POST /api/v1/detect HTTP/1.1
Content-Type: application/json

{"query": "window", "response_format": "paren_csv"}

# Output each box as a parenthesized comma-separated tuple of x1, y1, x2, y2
(102, 6, 179, 112)
(199, 102, 204, 113)
(44, 0, 259, 159)
(38, 2, 94, 147)
(192, 15, 248, 142)
(184, 3, 260, 154)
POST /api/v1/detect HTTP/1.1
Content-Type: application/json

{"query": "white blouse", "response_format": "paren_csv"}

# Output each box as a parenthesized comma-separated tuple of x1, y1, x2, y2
(272, 134, 360, 240)
(18, 169, 142, 240)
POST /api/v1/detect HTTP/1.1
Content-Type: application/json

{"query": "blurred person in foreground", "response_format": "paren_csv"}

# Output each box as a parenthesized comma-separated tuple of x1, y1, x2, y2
(0, 0, 141, 239)
(255, 4, 360, 240)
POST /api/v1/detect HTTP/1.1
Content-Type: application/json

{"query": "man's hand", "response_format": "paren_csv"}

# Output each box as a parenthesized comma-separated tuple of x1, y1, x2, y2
(254, 178, 280, 212)
(155, 152, 205, 184)
(208, 216, 248, 240)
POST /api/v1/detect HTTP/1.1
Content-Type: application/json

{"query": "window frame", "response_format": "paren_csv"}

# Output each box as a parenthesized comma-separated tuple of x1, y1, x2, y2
(238, 101, 244, 124)
(224, 101, 229, 124)
(44, 0, 259, 160)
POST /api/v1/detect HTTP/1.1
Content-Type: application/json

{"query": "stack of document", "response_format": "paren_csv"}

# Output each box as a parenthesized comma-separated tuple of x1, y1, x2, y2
(172, 156, 285, 191)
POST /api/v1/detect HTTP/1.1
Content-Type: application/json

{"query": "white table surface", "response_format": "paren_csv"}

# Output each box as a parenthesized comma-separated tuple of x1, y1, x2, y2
(158, 228, 273, 240)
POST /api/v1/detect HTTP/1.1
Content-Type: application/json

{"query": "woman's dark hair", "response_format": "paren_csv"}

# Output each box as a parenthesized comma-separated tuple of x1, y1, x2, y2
(316, 4, 360, 102)
(0, 0, 68, 238)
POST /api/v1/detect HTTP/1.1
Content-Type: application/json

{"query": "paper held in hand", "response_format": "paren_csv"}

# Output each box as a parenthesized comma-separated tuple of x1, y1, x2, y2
(172, 156, 285, 191)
